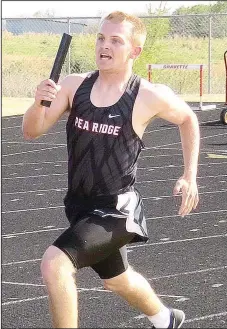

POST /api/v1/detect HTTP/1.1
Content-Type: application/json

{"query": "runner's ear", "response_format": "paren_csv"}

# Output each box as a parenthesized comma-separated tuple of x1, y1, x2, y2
(130, 46, 142, 60)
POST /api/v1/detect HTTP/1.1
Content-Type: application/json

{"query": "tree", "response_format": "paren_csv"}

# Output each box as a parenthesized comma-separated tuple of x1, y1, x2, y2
(211, 1, 227, 13)
(170, 1, 227, 38)
(33, 9, 56, 18)
(144, 1, 170, 43)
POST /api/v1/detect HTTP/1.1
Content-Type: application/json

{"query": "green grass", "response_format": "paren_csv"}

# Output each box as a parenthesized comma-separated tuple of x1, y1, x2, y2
(3, 32, 62, 57)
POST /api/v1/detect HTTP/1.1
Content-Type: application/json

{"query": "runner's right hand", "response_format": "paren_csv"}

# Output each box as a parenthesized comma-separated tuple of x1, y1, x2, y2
(35, 79, 61, 106)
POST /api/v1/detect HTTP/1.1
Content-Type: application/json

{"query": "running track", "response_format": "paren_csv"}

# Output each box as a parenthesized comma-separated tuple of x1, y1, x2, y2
(2, 107, 227, 328)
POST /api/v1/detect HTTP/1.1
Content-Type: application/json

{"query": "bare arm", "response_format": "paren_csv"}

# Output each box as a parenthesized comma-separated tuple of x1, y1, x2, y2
(148, 84, 200, 216)
(155, 85, 200, 180)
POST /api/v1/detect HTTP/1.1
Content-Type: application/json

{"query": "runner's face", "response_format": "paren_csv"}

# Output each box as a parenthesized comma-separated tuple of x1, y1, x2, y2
(95, 20, 134, 71)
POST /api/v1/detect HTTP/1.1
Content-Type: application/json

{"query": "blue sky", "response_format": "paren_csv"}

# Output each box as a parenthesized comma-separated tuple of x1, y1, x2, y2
(2, 1, 217, 17)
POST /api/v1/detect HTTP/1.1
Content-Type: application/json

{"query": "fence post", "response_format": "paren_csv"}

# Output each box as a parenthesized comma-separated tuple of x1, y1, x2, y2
(208, 15, 212, 94)
(67, 17, 71, 75)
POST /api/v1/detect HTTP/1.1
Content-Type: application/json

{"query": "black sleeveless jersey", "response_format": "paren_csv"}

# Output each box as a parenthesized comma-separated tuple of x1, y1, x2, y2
(65, 70, 144, 199)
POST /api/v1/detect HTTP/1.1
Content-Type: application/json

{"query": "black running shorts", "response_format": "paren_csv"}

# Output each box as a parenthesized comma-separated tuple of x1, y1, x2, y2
(53, 189, 148, 279)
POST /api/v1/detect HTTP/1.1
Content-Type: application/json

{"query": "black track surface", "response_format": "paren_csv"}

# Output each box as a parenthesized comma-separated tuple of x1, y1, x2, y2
(2, 107, 227, 328)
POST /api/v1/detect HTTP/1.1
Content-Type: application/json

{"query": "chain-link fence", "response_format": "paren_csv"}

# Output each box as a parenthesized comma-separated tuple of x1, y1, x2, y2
(2, 14, 227, 101)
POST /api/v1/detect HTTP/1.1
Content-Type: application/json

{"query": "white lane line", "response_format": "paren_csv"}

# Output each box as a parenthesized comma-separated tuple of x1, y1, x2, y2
(145, 132, 227, 150)
(143, 189, 227, 200)
(128, 233, 227, 249)
(2, 209, 226, 239)
(2, 281, 44, 287)
(2, 160, 67, 167)
(2, 258, 42, 266)
(138, 161, 227, 170)
(199, 148, 227, 153)
(2, 125, 22, 130)
(137, 174, 227, 184)
(1, 119, 67, 130)
(3, 130, 66, 140)
(150, 265, 227, 280)
(145, 126, 177, 134)
(2, 227, 67, 238)
(146, 209, 227, 221)
(2, 141, 66, 146)
(2, 234, 226, 267)
(2, 295, 48, 305)
(137, 118, 221, 135)
(2, 205, 64, 214)
(142, 146, 227, 153)
(77, 287, 108, 292)
(185, 312, 227, 323)
(3, 145, 66, 157)
(158, 294, 185, 298)
(140, 150, 227, 159)
(2, 173, 66, 180)
(3, 187, 67, 195)
(38, 129, 66, 136)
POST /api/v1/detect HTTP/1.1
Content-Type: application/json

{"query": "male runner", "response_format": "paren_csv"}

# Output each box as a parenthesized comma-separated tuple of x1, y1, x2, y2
(22, 11, 200, 328)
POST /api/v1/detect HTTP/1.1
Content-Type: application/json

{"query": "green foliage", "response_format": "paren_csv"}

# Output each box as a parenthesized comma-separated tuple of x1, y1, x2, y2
(139, 4, 171, 76)
(144, 17, 170, 43)
(144, 2, 170, 43)
(172, 1, 227, 38)
(211, 1, 227, 13)
(70, 34, 96, 73)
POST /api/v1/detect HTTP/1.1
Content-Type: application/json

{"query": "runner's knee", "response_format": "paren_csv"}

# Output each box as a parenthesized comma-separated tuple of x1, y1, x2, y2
(40, 245, 76, 285)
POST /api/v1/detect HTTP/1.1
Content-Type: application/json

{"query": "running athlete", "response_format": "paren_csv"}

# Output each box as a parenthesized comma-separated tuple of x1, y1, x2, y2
(22, 11, 200, 329)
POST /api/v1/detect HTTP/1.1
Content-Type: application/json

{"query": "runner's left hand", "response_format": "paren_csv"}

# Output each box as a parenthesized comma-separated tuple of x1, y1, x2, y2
(173, 177, 199, 217)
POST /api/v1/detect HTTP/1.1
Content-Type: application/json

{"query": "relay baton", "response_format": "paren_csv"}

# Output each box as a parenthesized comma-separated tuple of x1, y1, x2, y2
(41, 33, 72, 107)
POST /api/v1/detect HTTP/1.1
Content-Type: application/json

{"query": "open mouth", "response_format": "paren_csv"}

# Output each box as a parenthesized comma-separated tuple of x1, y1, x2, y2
(100, 53, 112, 60)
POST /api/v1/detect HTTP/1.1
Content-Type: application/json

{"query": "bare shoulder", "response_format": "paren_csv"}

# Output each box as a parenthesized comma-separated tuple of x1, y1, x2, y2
(137, 78, 194, 125)
(60, 72, 91, 107)
(60, 72, 90, 91)
(135, 78, 175, 121)
(139, 78, 177, 105)
(140, 78, 191, 110)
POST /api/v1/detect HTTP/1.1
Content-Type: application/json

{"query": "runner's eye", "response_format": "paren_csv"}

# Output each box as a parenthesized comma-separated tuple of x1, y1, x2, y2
(97, 36, 104, 41)
(112, 38, 121, 44)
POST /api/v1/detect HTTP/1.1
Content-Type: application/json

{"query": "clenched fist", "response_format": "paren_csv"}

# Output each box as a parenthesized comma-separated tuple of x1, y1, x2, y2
(35, 79, 61, 106)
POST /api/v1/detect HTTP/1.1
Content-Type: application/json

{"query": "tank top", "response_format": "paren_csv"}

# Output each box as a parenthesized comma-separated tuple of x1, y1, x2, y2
(65, 70, 144, 199)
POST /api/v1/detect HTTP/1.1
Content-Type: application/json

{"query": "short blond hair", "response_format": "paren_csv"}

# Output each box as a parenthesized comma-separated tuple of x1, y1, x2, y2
(101, 11, 147, 47)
